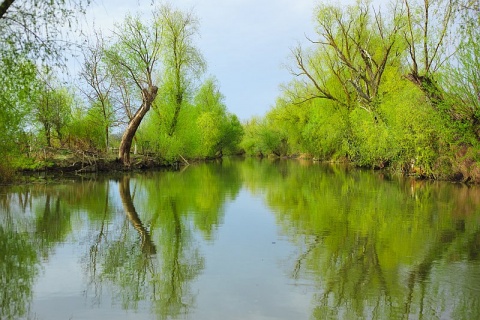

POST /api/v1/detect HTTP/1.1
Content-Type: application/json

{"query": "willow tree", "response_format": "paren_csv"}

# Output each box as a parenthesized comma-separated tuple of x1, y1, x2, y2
(290, 0, 405, 118)
(106, 12, 163, 166)
(157, 5, 205, 137)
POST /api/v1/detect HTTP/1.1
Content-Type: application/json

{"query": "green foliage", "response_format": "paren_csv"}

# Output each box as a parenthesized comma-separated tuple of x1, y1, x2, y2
(0, 57, 37, 157)
(193, 79, 244, 157)
(347, 110, 395, 167)
(258, 122, 288, 157)
(33, 75, 73, 147)
(221, 114, 244, 154)
(240, 117, 288, 157)
(300, 100, 347, 159)
(243, 0, 480, 180)
(66, 105, 106, 150)
(140, 105, 194, 161)
(196, 111, 223, 156)
(240, 117, 263, 155)
(141, 77, 243, 160)
(264, 99, 305, 155)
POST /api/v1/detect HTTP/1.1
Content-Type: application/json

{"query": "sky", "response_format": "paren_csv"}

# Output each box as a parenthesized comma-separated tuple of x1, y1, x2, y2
(80, 0, 318, 121)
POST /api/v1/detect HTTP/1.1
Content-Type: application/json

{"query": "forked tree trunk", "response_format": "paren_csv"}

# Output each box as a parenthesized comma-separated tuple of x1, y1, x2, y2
(118, 86, 158, 166)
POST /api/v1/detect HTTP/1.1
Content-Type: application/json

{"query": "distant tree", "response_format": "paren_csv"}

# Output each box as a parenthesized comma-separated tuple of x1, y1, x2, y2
(221, 114, 244, 155)
(79, 32, 117, 152)
(34, 72, 72, 147)
(194, 78, 243, 157)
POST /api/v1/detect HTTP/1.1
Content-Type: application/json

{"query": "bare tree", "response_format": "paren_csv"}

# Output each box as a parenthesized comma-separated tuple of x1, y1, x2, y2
(403, 0, 458, 106)
(79, 31, 117, 152)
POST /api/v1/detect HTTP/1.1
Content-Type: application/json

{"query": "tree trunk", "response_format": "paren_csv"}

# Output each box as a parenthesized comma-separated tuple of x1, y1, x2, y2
(105, 125, 109, 153)
(45, 124, 51, 147)
(168, 94, 183, 136)
(406, 73, 444, 108)
(118, 86, 158, 166)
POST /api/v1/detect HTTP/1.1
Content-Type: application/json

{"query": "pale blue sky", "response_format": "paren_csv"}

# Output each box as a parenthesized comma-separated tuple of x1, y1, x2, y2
(81, 0, 318, 121)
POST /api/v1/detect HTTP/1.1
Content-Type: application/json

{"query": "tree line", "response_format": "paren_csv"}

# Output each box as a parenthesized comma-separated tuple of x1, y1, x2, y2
(241, 0, 480, 182)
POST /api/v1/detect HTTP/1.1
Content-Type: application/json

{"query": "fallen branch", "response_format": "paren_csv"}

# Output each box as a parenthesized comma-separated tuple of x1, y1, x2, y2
(178, 154, 189, 166)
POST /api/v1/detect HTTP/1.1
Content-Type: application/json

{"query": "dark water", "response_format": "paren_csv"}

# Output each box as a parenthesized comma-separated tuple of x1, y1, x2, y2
(1, 158, 480, 320)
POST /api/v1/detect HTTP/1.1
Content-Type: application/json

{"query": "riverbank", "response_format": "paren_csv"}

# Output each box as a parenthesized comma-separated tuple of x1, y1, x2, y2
(1, 148, 179, 185)
(3, 146, 479, 185)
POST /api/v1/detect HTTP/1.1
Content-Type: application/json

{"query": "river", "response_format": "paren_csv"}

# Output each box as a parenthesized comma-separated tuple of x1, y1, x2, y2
(1, 158, 479, 319)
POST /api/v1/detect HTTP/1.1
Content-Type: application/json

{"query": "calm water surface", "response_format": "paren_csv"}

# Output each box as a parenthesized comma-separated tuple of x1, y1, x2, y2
(1, 158, 480, 319)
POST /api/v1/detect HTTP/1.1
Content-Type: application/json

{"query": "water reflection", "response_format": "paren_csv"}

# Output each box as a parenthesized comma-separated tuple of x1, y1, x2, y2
(0, 159, 479, 319)
(241, 160, 480, 319)
(119, 175, 156, 255)
(0, 225, 38, 319)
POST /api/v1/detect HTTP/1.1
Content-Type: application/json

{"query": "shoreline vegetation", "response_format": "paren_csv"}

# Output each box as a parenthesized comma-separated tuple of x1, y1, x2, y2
(0, 148, 196, 185)
(2, 146, 477, 186)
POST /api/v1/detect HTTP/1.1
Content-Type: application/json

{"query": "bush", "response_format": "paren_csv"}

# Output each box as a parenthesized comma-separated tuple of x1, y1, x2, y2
(301, 103, 347, 160)
(348, 109, 397, 168)
(0, 162, 15, 184)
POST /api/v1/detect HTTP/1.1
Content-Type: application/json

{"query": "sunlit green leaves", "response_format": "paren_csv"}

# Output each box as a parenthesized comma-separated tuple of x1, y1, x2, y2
(243, 0, 480, 180)
(0, 57, 37, 157)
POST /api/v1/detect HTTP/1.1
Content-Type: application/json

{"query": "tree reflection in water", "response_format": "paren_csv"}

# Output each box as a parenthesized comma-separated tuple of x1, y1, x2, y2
(0, 162, 240, 319)
(243, 160, 480, 319)
(85, 175, 203, 319)
(0, 159, 479, 319)
(0, 225, 38, 320)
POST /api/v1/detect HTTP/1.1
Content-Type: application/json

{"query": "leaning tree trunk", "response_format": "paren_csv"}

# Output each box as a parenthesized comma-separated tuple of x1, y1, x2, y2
(118, 86, 158, 166)
(119, 175, 156, 254)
